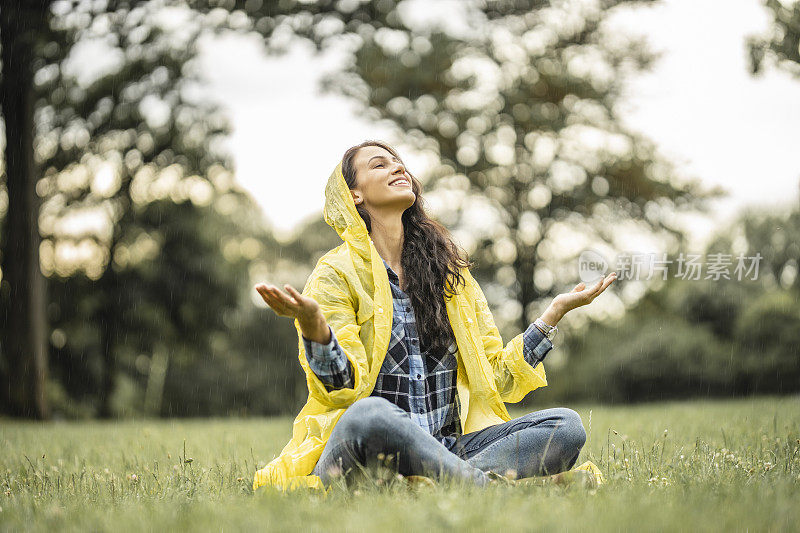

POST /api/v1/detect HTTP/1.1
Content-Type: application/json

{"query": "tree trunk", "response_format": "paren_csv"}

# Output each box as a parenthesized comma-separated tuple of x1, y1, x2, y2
(515, 242, 541, 333)
(0, 3, 51, 419)
(97, 273, 117, 419)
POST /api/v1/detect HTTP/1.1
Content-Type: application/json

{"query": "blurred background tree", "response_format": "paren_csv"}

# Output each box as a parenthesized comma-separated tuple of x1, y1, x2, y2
(537, 205, 799, 403)
(0, 0, 413, 418)
(1, 0, 55, 418)
(747, 0, 800, 78)
(532, 0, 800, 404)
(1, 0, 306, 418)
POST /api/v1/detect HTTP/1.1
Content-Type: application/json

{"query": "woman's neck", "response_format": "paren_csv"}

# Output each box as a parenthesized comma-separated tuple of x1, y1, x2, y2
(368, 210, 404, 272)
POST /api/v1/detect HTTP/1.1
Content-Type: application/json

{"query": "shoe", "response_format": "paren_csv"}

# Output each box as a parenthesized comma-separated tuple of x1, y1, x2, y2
(485, 470, 516, 486)
(403, 475, 436, 490)
(544, 470, 597, 489)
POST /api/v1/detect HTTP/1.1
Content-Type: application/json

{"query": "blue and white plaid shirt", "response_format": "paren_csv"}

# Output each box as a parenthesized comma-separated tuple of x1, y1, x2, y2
(303, 259, 554, 446)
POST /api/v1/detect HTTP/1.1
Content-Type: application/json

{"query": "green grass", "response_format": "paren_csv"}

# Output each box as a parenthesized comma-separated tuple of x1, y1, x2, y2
(1, 396, 798, 532)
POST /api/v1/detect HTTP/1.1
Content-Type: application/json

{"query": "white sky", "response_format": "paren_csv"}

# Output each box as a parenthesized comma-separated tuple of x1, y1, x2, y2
(198, 0, 800, 245)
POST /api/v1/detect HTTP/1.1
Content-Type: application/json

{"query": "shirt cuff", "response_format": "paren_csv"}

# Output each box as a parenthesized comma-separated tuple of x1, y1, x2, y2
(302, 325, 338, 361)
(522, 321, 554, 367)
(302, 325, 354, 390)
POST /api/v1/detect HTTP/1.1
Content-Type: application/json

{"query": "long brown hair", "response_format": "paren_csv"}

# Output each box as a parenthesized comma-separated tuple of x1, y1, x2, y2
(342, 140, 473, 358)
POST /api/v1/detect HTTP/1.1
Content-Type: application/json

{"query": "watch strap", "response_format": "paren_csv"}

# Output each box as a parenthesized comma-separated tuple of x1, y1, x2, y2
(533, 317, 558, 340)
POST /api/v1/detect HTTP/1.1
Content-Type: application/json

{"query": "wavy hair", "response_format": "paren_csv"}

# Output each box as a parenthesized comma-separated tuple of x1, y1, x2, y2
(341, 140, 473, 358)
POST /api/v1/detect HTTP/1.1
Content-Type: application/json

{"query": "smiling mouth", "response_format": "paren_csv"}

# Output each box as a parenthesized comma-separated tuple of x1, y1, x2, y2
(389, 177, 411, 187)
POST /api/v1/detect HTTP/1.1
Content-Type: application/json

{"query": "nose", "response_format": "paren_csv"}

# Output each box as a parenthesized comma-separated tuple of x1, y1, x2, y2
(391, 161, 405, 174)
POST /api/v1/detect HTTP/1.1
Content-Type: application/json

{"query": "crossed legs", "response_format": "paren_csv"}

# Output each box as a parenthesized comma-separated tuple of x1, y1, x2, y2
(312, 397, 586, 487)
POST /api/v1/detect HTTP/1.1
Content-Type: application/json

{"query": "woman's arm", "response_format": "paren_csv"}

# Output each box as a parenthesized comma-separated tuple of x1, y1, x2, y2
(255, 263, 370, 405)
(302, 325, 355, 391)
(470, 276, 548, 403)
(469, 269, 617, 403)
(522, 321, 554, 368)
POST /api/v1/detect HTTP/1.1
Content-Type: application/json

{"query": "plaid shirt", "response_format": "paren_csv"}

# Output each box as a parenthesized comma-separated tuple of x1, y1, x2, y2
(303, 259, 554, 445)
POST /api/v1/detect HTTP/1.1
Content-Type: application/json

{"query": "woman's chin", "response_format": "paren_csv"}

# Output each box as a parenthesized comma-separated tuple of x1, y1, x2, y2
(386, 190, 416, 204)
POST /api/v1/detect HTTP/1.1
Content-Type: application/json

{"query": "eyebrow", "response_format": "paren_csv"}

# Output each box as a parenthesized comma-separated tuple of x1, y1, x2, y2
(367, 155, 401, 165)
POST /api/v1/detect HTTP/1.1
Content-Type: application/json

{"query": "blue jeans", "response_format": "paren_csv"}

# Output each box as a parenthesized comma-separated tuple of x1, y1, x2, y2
(312, 396, 586, 487)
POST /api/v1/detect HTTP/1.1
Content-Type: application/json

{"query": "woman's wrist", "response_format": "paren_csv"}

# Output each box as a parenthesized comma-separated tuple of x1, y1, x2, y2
(539, 303, 566, 327)
(299, 314, 331, 344)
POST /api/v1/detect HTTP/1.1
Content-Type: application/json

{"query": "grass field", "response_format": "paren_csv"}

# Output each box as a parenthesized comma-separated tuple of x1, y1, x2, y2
(1, 396, 798, 532)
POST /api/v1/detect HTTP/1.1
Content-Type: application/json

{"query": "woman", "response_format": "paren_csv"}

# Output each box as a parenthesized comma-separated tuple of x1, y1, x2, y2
(253, 140, 616, 491)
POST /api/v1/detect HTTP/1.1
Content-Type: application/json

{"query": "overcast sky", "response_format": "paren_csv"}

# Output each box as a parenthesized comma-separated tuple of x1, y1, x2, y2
(197, 0, 800, 246)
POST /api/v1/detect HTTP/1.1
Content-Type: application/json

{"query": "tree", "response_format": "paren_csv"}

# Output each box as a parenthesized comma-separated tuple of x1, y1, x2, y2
(535, 204, 800, 403)
(0, 0, 55, 418)
(747, 0, 800, 78)
(322, 0, 724, 335)
(2, 0, 414, 418)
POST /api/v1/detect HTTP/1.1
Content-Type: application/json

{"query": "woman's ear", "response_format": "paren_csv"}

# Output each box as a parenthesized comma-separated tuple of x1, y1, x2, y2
(350, 189, 362, 205)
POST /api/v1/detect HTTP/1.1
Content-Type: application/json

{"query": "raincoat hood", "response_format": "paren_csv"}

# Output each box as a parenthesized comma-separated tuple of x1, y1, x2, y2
(323, 160, 370, 257)
(253, 161, 562, 492)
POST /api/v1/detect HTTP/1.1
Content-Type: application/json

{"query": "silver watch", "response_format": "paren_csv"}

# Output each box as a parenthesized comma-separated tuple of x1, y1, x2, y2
(534, 318, 558, 340)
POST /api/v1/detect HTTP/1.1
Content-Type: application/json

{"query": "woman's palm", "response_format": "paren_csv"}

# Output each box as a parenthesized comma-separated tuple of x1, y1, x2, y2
(553, 272, 617, 313)
(255, 283, 320, 323)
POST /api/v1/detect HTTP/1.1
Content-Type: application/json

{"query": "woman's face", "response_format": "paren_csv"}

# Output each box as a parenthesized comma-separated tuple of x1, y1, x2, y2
(350, 145, 416, 214)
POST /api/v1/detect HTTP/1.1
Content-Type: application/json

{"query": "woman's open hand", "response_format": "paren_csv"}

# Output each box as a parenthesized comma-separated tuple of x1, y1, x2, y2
(255, 282, 319, 322)
(553, 272, 617, 316)
(538, 272, 617, 327)
(255, 282, 331, 344)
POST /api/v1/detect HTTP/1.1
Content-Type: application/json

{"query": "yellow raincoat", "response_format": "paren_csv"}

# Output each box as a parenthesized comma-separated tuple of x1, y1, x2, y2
(253, 161, 600, 492)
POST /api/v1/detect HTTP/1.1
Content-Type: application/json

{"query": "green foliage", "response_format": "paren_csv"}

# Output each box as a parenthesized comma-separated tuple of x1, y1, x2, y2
(0, 0, 435, 419)
(0, 398, 797, 530)
(748, 0, 800, 78)
(3, 0, 339, 418)
(735, 291, 800, 394)
(537, 205, 800, 404)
